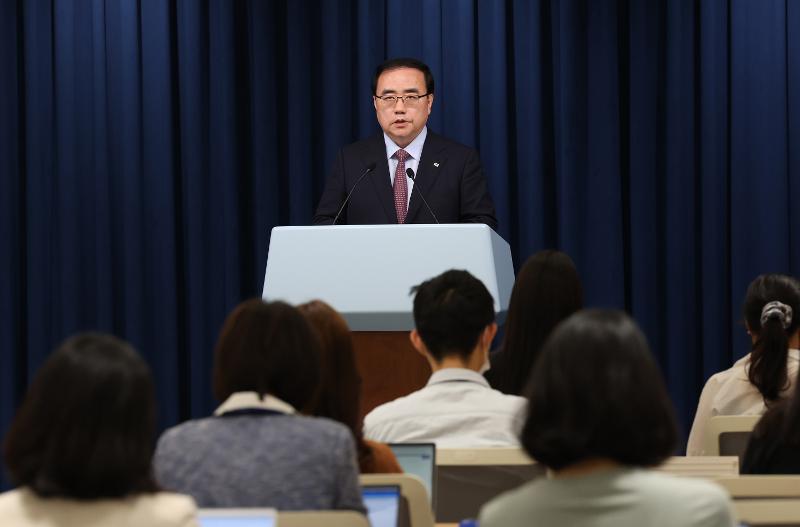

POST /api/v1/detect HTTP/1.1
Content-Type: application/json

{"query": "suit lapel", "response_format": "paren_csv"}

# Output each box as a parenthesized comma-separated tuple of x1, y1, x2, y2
(406, 132, 446, 223)
(365, 134, 397, 223)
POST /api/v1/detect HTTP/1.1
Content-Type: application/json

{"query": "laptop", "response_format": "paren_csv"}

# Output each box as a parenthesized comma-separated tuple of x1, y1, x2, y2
(362, 484, 402, 527)
(197, 508, 277, 527)
(388, 442, 436, 507)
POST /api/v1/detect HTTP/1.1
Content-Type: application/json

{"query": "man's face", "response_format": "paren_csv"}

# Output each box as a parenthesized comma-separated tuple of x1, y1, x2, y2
(373, 67, 433, 148)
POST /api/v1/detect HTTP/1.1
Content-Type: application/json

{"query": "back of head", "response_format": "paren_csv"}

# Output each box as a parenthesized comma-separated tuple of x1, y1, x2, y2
(411, 270, 495, 362)
(492, 250, 583, 395)
(4, 333, 158, 499)
(213, 299, 321, 411)
(521, 310, 677, 471)
(297, 300, 363, 439)
(742, 274, 800, 402)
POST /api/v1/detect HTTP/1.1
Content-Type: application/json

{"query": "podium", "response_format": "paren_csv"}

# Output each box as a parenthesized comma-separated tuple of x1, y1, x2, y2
(262, 224, 515, 415)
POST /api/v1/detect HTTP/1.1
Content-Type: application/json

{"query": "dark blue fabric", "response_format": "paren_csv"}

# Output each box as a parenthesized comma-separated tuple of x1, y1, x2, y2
(2, 0, 800, 489)
(1, 0, 23, 491)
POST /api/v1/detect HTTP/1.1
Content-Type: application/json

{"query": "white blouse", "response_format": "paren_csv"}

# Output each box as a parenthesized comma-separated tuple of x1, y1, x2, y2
(686, 348, 800, 455)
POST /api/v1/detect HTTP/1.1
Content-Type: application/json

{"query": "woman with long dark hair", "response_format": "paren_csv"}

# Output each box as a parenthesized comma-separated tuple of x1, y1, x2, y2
(485, 250, 583, 395)
(299, 300, 402, 473)
(687, 274, 800, 455)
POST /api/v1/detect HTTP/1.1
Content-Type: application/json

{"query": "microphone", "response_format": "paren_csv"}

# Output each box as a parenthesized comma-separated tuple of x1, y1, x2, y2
(332, 162, 377, 225)
(406, 168, 440, 224)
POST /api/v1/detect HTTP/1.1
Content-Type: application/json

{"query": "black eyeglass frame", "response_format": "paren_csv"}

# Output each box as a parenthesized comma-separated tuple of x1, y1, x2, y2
(374, 93, 432, 105)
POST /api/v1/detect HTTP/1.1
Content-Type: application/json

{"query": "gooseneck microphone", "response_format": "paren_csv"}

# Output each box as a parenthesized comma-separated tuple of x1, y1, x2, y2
(332, 162, 377, 225)
(406, 168, 440, 224)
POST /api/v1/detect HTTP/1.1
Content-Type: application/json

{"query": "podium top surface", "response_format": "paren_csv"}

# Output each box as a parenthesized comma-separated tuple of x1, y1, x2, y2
(262, 224, 514, 331)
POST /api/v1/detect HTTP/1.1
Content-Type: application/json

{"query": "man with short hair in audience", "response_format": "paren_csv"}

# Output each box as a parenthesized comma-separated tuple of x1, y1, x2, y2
(363, 270, 526, 446)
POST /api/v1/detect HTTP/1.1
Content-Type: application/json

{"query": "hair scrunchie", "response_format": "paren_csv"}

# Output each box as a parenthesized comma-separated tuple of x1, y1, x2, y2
(760, 301, 793, 329)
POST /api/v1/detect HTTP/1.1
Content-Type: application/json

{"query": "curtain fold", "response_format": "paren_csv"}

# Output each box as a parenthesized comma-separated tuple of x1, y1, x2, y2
(0, 0, 23, 488)
(3, 1, 800, 489)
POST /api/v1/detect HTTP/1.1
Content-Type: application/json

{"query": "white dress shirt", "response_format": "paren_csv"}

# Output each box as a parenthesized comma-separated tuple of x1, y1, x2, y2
(363, 368, 527, 447)
(383, 126, 427, 208)
(686, 348, 800, 455)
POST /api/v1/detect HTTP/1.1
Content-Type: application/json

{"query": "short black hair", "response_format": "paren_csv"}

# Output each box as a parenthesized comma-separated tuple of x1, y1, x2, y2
(411, 270, 495, 362)
(372, 57, 435, 95)
(521, 310, 677, 470)
(4, 333, 159, 498)
(213, 299, 321, 410)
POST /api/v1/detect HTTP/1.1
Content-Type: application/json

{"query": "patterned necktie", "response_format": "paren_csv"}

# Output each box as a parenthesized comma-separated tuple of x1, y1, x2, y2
(393, 149, 409, 224)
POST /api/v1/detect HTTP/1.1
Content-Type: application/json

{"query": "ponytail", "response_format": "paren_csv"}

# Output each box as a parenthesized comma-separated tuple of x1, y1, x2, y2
(748, 321, 789, 402)
(743, 276, 800, 403)
(747, 298, 795, 402)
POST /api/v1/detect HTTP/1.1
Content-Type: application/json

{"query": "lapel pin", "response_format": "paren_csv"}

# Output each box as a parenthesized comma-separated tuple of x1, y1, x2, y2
(433, 162, 440, 167)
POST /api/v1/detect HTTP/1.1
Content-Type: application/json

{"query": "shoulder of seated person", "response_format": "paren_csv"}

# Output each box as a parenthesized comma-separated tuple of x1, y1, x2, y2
(478, 479, 547, 521)
(486, 389, 528, 407)
(629, 470, 731, 501)
(299, 414, 353, 436)
(701, 365, 742, 389)
(137, 491, 197, 511)
(0, 488, 25, 509)
(364, 392, 420, 418)
(0, 489, 197, 522)
(160, 416, 216, 435)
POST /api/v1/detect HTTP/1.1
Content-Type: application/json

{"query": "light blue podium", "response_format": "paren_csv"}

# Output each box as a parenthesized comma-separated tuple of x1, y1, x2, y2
(262, 224, 515, 412)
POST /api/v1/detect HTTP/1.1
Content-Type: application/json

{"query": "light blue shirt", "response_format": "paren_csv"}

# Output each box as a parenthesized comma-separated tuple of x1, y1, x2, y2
(383, 126, 427, 208)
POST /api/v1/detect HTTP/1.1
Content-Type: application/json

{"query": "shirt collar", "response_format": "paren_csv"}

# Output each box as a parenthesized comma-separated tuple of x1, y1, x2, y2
(213, 391, 296, 416)
(426, 367, 491, 388)
(383, 126, 427, 161)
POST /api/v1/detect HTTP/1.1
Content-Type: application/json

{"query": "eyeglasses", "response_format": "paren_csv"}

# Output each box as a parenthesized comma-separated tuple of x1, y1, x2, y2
(374, 93, 431, 107)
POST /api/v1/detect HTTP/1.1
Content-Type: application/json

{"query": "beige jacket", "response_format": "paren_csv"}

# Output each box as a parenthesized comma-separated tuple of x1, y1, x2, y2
(0, 488, 198, 527)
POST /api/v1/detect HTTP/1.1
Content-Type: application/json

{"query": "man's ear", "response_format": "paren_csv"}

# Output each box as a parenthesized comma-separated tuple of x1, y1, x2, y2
(483, 322, 498, 347)
(410, 329, 427, 357)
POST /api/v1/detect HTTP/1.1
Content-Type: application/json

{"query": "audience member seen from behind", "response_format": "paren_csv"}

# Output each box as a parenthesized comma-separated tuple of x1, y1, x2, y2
(153, 300, 364, 512)
(742, 302, 800, 473)
(485, 249, 583, 395)
(0, 333, 198, 527)
(299, 300, 402, 473)
(479, 310, 735, 527)
(687, 274, 800, 455)
(363, 270, 527, 446)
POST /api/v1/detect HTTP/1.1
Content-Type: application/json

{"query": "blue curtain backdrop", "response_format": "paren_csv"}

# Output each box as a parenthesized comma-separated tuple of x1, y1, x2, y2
(2, 0, 800, 486)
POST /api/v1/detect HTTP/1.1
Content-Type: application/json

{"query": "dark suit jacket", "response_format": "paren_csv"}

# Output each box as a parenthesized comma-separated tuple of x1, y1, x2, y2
(313, 131, 498, 229)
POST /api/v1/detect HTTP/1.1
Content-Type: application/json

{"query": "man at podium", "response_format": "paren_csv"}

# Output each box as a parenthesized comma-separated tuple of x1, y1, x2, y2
(313, 58, 497, 229)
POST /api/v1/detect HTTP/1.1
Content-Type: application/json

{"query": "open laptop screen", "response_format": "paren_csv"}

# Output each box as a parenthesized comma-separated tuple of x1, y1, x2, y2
(363, 485, 401, 527)
(388, 442, 436, 506)
(197, 508, 277, 527)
